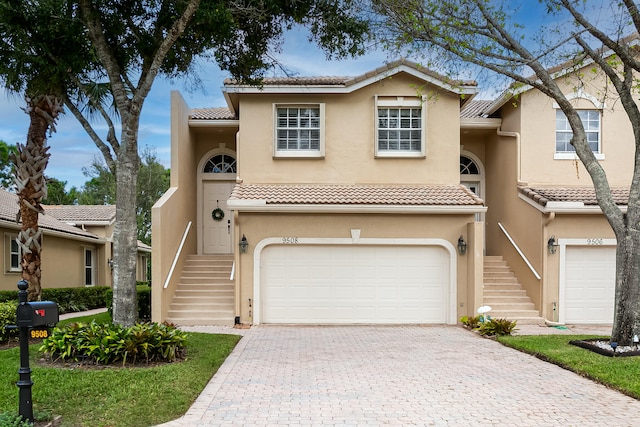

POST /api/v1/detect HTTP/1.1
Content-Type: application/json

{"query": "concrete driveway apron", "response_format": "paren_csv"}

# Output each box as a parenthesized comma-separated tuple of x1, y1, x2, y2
(158, 325, 640, 426)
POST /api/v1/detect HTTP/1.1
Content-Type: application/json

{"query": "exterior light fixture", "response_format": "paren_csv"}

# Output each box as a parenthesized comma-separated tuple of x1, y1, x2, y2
(239, 234, 248, 254)
(107, 259, 114, 270)
(547, 235, 559, 254)
(457, 235, 467, 255)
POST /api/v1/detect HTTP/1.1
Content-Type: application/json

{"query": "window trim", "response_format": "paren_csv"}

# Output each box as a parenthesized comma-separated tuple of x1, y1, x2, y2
(554, 108, 605, 160)
(6, 233, 21, 273)
(83, 246, 96, 287)
(273, 103, 325, 158)
(375, 95, 426, 158)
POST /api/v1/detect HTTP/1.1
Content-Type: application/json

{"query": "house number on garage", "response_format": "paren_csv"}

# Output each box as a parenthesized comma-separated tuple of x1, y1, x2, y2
(282, 237, 299, 244)
(587, 238, 604, 245)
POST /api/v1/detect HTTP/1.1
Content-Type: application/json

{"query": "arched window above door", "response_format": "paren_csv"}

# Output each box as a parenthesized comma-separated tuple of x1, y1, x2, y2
(460, 155, 479, 175)
(203, 154, 237, 173)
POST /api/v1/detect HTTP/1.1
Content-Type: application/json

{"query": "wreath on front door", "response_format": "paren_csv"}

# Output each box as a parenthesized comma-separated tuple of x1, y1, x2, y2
(212, 207, 225, 221)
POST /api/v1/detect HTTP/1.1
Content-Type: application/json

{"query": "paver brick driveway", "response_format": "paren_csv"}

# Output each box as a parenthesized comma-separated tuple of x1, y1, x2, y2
(159, 325, 640, 426)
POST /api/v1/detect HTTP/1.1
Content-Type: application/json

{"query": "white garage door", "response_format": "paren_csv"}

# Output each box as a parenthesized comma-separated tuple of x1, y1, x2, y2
(564, 246, 615, 324)
(260, 245, 451, 324)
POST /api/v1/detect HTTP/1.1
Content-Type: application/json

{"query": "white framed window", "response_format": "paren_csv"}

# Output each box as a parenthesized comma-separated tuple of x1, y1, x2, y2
(375, 96, 426, 157)
(274, 104, 325, 158)
(6, 234, 20, 272)
(84, 247, 96, 286)
(555, 109, 603, 160)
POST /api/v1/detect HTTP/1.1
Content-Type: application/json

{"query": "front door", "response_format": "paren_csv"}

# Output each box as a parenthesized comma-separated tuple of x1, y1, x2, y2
(203, 182, 234, 254)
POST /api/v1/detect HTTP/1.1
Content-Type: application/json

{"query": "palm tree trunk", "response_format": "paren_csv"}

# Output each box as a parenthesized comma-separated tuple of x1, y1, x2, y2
(13, 94, 61, 301)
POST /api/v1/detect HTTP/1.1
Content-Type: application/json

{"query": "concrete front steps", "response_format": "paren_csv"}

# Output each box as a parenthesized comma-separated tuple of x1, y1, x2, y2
(483, 256, 544, 325)
(166, 254, 235, 326)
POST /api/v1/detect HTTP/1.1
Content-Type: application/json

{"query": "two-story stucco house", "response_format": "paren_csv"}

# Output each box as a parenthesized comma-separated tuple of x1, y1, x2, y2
(153, 58, 629, 327)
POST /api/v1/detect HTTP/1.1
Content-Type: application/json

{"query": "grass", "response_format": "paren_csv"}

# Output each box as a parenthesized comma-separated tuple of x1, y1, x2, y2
(0, 312, 242, 427)
(498, 334, 640, 399)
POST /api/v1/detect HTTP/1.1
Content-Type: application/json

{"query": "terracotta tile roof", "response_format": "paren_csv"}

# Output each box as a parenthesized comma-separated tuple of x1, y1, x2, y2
(0, 190, 98, 239)
(460, 100, 494, 118)
(44, 205, 116, 223)
(189, 107, 236, 120)
(519, 186, 629, 206)
(230, 184, 484, 206)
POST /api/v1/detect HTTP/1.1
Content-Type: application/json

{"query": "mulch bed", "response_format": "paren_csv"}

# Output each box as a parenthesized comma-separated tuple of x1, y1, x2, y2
(569, 338, 640, 357)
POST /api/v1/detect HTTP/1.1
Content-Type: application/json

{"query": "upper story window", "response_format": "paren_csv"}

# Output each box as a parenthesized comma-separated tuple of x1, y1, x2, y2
(555, 109, 602, 159)
(274, 104, 325, 158)
(375, 96, 426, 158)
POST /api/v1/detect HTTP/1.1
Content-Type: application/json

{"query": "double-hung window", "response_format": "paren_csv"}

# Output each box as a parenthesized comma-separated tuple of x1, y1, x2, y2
(274, 104, 325, 158)
(6, 234, 20, 272)
(375, 96, 426, 157)
(555, 109, 602, 159)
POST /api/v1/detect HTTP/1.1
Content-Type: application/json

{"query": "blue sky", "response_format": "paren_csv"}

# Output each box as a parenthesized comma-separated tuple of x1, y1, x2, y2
(0, 2, 605, 191)
(0, 29, 389, 190)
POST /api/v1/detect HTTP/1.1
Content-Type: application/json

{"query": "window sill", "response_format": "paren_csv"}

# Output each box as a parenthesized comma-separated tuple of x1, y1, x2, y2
(375, 152, 426, 159)
(554, 153, 605, 160)
(274, 151, 325, 159)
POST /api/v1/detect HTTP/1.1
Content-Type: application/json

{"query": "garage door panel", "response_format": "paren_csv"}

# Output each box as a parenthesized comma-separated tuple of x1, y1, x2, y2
(261, 244, 450, 324)
(564, 246, 615, 324)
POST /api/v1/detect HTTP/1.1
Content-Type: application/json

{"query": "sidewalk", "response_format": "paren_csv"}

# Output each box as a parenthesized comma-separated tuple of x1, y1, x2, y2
(59, 307, 108, 320)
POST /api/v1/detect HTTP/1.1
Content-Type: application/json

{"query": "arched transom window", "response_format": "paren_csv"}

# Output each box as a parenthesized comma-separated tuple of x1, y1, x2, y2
(460, 155, 479, 175)
(203, 154, 236, 173)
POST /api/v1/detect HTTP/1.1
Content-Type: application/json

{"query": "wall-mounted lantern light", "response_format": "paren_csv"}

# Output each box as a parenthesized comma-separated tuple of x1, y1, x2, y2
(107, 258, 114, 270)
(239, 234, 248, 254)
(457, 235, 467, 255)
(547, 235, 559, 254)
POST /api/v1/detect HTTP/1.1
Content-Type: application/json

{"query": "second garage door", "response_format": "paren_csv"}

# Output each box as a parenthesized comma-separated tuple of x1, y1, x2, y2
(260, 244, 451, 324)
(563, 246, 616, 324)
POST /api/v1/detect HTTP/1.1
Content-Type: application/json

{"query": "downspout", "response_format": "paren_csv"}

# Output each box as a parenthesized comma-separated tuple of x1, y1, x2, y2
(543, 212, 562, 325)
(233, 209, 241, 325)
(496, 128, 522, 184)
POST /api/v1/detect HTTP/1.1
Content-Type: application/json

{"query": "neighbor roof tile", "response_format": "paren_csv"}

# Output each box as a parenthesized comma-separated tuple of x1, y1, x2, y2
(519, 186, 629, 206)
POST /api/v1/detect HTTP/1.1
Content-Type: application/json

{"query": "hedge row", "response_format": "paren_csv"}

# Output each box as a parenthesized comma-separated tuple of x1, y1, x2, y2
(0, 286, 111, 314)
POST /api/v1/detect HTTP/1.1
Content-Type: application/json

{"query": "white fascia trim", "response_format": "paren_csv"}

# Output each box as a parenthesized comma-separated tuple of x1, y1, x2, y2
(518, 193, 627, 214)
(460, 118, 502, 129)
(224, 65, 479, 97)
(252, 236, 458, 325)
(227, 200, 486, 214)
(188, 119, 240, 128)
(0, 218, 105, 244)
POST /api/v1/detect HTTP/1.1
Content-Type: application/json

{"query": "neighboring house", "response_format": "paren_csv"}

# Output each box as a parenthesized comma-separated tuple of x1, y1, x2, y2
(153, 57, 628, 326)
(0, 190, 151, 291)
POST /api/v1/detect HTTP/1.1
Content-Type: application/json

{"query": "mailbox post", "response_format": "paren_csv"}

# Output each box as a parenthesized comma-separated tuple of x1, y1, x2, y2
(13, 280, 59, 423)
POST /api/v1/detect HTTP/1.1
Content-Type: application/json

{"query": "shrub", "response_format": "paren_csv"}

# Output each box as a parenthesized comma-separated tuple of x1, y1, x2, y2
(0, 413, 31, 427)
(0, 302, 17, 343)
(459, 315, 481, 329)
(105, 283, 151, 322)
(40, 320, 187, 365)
(476, 318, 518, 336)
(0, 287, 109, 314)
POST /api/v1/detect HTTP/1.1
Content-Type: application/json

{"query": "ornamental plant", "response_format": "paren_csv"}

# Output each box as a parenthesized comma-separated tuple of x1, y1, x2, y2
(40, 320, 188, 365)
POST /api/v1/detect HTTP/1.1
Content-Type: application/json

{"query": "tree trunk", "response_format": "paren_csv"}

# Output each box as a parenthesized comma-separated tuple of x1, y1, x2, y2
(111, 117, 140, 326)
(611, 228, 640, 345)
(14, 95, 58, 301)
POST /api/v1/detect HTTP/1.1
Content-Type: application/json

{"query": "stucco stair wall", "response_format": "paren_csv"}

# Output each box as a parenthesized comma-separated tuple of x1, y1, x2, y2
(483, 256, 544, 325)
(166, 254, 235, 326)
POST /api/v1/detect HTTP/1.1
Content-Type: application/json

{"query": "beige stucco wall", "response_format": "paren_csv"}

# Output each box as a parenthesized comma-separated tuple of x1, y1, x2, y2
(151, 92, 199, 322)
(234, 212, 476, 324)
(236, 73, 462, 186)
(0, 227, 108, 291)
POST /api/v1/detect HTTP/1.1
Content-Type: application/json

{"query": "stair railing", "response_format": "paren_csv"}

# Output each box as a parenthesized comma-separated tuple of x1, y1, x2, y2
(230, 261, 235, 281)
(497, 222, 541, 280)
(164, 221, 192, 289)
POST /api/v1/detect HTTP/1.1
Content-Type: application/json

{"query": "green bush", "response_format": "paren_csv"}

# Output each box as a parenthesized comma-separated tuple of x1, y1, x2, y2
(40, 320, 187, 365)
(476, 318, 518, 336)
(0, 287, 109, 314)
(459, 315, 481, 329)
(0, 302, 17, 343)
(105, 283, 151, 322)
(0, 413, 31, 427)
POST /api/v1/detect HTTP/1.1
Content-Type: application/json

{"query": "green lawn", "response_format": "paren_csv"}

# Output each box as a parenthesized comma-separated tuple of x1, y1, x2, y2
(498, 334, 640, 399)
(0, 313, 241, 427)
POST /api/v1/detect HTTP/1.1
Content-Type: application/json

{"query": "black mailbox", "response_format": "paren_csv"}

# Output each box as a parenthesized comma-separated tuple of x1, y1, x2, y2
(16, 301, 59, 327)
